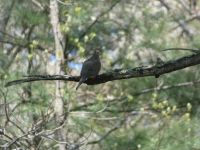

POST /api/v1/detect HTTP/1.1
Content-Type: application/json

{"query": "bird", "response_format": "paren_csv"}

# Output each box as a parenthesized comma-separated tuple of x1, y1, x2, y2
(76, 51, 101, 90)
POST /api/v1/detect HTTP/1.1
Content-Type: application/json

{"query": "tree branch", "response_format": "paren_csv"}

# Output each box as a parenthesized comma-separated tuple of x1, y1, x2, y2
(5, 52, 200, 87)
(162, 48, 200, 53)
(79, 0, 121, 40)
(85, 119, 125, 145)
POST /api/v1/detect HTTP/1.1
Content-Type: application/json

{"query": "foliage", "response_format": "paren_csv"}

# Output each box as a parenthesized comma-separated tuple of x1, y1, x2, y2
(0, 0, 200, 149)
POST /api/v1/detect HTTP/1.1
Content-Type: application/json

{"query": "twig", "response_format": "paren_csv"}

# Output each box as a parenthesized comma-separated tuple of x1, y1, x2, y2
(162, 48, 200, 53)
(0, 39, 26, 47)
(0, 89, 10, 123)
(86, 119, 125, 145)
(0, 89, 31, 147)
(79, 0, 121, 40)
(0, 30, 18, 40)
(136, 80, 200, 95)
(6, 132, 30, 148)
(56, 0, 72, 6)
(159, 0, 193, 39)
(32, 0, 46, 11)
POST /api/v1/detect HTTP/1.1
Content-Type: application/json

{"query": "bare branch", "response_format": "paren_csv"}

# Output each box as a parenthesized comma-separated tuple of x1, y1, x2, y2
(5, 52, 200, 87)
(162, 48, 200, 53)
(86, 119, 125, 145)
(159, 0, 194, 39)
(79, 0, 121, 40)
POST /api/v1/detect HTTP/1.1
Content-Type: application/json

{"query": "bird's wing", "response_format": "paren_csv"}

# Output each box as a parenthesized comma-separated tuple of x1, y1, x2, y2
(81, 59, 100, 78)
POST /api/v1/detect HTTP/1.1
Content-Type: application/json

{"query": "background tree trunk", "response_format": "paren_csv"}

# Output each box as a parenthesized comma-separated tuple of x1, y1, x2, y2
(49, 0, 66, 149)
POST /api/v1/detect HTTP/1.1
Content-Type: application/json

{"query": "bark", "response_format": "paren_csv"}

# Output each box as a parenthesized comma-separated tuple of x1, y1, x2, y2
(5, 51, 200, 87)
(49, 0, 66, 149)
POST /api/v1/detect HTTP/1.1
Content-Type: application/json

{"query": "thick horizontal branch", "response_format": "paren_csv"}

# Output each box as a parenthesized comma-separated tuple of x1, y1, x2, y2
(5, 52, 200, 87)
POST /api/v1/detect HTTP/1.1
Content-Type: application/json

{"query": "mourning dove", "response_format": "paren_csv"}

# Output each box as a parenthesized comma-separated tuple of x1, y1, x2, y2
(76, 51, 101, 90)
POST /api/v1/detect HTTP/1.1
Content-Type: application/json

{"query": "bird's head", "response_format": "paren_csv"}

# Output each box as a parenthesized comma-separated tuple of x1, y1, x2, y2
(93, 49, 101, 58)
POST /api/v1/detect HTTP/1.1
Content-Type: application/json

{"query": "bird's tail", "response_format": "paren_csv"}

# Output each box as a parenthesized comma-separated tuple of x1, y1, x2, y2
(76, 78, 86, 90)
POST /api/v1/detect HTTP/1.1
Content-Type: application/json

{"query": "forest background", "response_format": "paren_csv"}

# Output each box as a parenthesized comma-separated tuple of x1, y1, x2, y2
(0, 0, 200, 150)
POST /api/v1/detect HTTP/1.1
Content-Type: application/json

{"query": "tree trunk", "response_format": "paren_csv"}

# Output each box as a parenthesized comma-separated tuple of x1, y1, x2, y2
(49, 0, 66, 149)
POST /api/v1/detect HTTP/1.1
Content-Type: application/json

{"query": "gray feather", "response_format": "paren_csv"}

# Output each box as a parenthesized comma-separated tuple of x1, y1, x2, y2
(76, 52, 101, 90)
(76, 77, 87, 90)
